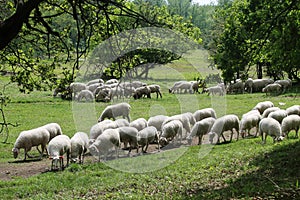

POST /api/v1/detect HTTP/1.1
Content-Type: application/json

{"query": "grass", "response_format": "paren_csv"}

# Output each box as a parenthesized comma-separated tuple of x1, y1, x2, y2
(0, 49, 300, 199)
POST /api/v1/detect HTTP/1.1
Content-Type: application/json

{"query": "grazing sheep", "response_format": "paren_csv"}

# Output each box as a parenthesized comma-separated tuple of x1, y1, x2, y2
(95, 87, 111, 102)
(70, 132, 89, 164)
(252, 79, 274, 93)
(147, 115, 169, 133)
(244, 78, 254, 93)
(87, 79, 104, 86)
(41, 122, 62, 141)
(12, 127, 50, 160)
(253, 101, 274, 114)
(117, 127, 139, 156)
(137, 126, 160, 153)
(286, 105, 300, 116)
(89, 120, 116, 140)
(227, 81, 244, 94)
(89, 128, 121, 161)
(48, 135, 71, 170)
(114, 119, 130, 128)
(169, 81, 192, 94)
(274, 79, 292, 93)
(187, 117, 216, 145)
(262, 107, 280, 118)
(133, 86, 151, 99)
(193, 108, 217, 122)
(183, 112, 196, 126)
(160, 120, 183, 146)
(240, 112, 261, 138)
(208, 114, 240, 144)
(110, 86, 125, 100)
(87, 83, 102, 93)
(281, 115, 300, 138)
(259, 118, 284, 143)
(148, 84, 162, 98)
(77, 89, 94, 102)
(262, 83, 282, 95)
(203, 85, 224, 96)
(129, 118, 148, 131)
(98, 102, 131, 122)
(69, 82, 86, 98)
(268, 109, 287, 124)
(105, 79, 119, 85)
(162, 114, 191, 136)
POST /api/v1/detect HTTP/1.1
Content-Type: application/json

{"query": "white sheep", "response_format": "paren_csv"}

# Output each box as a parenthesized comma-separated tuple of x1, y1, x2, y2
(89, 128, 121, 161)
(47, 135, 71, 170)
(41, 122, 62, 141)
(240, 112, 261, 138)
(262, 107, 280, 118)
(203, 85, 224, 96)
(76, 89, 94, 102)
(252, 79, 274, 93)
(110, 86, 125, 100)
(244, 78, 253, 93)
(87, 83, 102, 93)
(169, 81, 192, 94)
(70, 132, 89, 164)
(286, 105, 300, 116)
(133, 86, 151, 99)
(147, 115, 169, 133)
(183, 112, 196, 126)
(137, 126, 160, 153)
(281, 114, 300, 138)
(253, 101, 274, 114)
(86, 79, 104, 86)
(262, 83, 282, 95)
(162, 114, 191, 136)
(187, 117, 216, 145)
(267, 109, 287, 124)
(259, 118, 284, 143)
(129, 118, 148, 131)
(69, 82, 86, 98)
(114, 119, 130, 127)
(193, 108, 217, 122)
(98, 102, 131, 122)
(89, 120, 116, 140)
(274, 79, 292, 93)
(148, 84, 162, 98)
(117, 127, 139, 156)
(208, 114, 240, 144)
(12, 127, 50, 160)
(105, 79, 119, 85)
(160, 120, 183, 146)
(227, 81, 244, 94)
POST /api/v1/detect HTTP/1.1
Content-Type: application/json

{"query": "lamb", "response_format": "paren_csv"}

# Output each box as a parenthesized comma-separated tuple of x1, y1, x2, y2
(137, 126, 160, 153)
(147, 84, 162, 98)
(88, 128, 121, 161)
(268, 109, 287, 124)
(286, 105, 300, 116)
(208, 114, 240, 144)
(147, 115, 169, 133)
(77, 89, 94, 102)
(262, 83, 282, 95)
(187, 117, 216, 145)
(281, 114, 300, 138)
(133, 86, 151, 99)
(262, 107, 280, 118)
(41, 122, 62, 141)
(193, 108, 217, 122)
(129, 118, 148, 131)
(117, 127, 139, 155)
(160, 120, 183, 146)
(203, 85, 224, 96)
(70, 132, 89, 164)
(259, 118, 284, 143)
(47, 135, 71, 170)
(169, 81, 192, 94)
(98, 102, 131, 122)
(162, 114, 191, 135)
(240, 112, 261, 138)
(274, 79, 292, 93)
(253, 101, 274, 114)
(12, 127, 50, 160)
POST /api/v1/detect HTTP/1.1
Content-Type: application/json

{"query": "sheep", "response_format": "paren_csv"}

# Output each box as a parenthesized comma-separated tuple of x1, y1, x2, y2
(87, 79, 104, 86)
(281, 114, 300, 138)
(252, 79, 274, 93)
(227, 81, 244, 94)
(114, 119, 130, 128)
(88, 128, 121, 161)
(259, 118, 284, 143)
(203, 85, 224, 96)
(162, 114, 191, 136)
(262, 107, 280, 118)
(47, 135, 71, 170)
(193, 108, 217, 122)
(41, 122, 62, 141)
(160, 120, 183, 146)
(148, 84, 162, 98)
(286, 105, 300, 116)
(69, 82, 86, 98)
(240, 112, 261, 138)
(268, 109, 287, 124)
(70, 132, 89, 164)
(117, 127, 139, 156)
(76, 89, 94, 102)
(191, 81, 200, 93)
(274, 79, 292, 93)
(208, 114, 240, 144)
(137, 126, 160, 153)
(187, 117, 216, 145)
(169, 81, 192, 94)
(129, 118, 148, 131)
(87, 83, 102, 93)
(147, 115, 169, 133)
(262, 83, 282, 95)
(12, 127, 50, 160)
(244, 78, 253, 93)
(253, 101, 274, 114)
(89, 120, 116, 140)
(183, 112, 196, 126)
(110, 86, 125, 100)
(105, 79, 119, 85)
(95, 88, 111, 102)
(133, 86, 151, 99)
(98, 102, 131, 122)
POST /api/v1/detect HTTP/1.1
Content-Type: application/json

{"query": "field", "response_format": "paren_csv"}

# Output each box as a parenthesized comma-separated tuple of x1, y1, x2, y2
(0, 49, 300, 199)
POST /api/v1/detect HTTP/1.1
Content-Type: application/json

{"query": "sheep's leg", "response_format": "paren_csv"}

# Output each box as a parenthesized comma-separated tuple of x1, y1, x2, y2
(296, 128, 299, 138)
(144, 143, 149, 153)
(66, 151, 70, 167)
(221, 133, 227, 143)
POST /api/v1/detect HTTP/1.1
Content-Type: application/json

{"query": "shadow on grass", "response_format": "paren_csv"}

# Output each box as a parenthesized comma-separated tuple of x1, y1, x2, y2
(8, 158, 42, 163)
(185, 140, 300, 199)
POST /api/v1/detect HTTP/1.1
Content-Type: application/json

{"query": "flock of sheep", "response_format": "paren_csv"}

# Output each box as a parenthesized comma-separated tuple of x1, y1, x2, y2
(11, 97, 300, 171)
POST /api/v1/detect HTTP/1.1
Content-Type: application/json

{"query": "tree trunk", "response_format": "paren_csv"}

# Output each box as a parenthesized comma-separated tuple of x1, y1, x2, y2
(256, 62, 263, 79)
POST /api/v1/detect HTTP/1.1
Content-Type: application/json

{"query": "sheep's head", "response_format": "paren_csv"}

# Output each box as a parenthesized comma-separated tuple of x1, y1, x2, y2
(12, 148, 19, 159)
(186, 134, 193, 145)
(277, 136, 284, 142)
(208, 132, 216, 144)
(159, 137, 168, 147)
